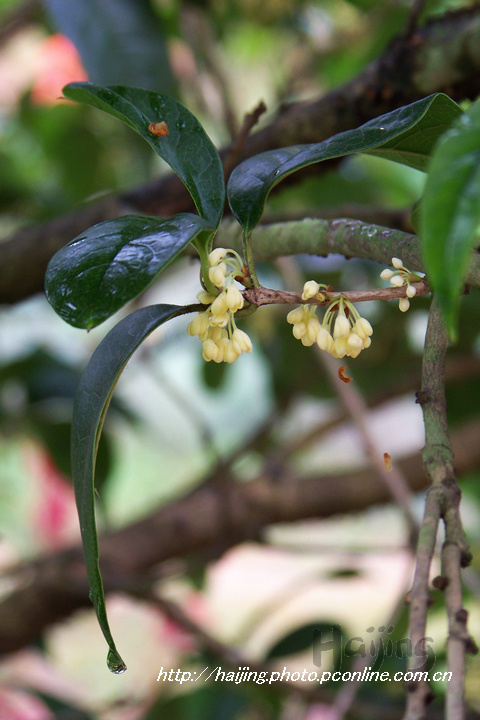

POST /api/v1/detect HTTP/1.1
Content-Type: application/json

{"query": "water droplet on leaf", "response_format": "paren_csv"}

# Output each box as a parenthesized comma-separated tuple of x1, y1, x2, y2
(107, 649, 127, 674)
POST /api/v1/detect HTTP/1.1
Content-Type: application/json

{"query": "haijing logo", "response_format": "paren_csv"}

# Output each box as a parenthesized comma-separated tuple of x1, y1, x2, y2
(312, 625, 435, 672)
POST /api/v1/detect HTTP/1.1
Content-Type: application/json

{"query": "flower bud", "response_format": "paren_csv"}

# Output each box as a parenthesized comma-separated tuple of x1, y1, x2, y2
(208, 264, 226, 288)
(399, 297, 410, 312)
(197, 290, 215, 305)
(355, 317, 373, 339)
(333, 314, 350, 339)
(232, 328, 252, 353)
(209, 311, 229, 328)
(302, 280, 320, 301)
(392, 257, 403, 269)
(406, 284, 417, 298)
(187, 312, 209, 338)
(333, 336, 348, 358)
(317, 327, 334, 353)
(287, 307, 306, 325)
(202, 339, 219, 362)
(390, 275, 404, 287)
(306, 317, 321, 343)
(208, 248, 227, 266)
(380, 269, 394, 280)
(210, 291, 228, 316)
(292, 322, 307, 339)
(225, 284, 244, 312)
(224, 341, 240, 364)
(347, 332, 363, 351)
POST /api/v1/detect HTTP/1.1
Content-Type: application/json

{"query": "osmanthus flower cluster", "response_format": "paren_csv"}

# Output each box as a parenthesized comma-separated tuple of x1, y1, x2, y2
(187, 248, 252, 363)
(380, 257, 423, 312)
(287, 281, 373, 359)
(189, 253, 421, 364)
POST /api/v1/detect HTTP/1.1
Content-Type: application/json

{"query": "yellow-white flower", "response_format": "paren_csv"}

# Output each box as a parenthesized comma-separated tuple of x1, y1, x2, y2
(287, 289, 373, 360)
(190, 247, 252, 363)
(302, 280, 320, 301)
(380, 257, 423, 311)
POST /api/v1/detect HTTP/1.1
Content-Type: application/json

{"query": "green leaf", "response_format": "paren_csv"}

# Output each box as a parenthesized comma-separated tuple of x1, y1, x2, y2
(72, 303, 182, 672)
(62, 83, 225, 228)
(421, 100, 480, 338)
(43, 0, 174, 94)
(228, 93, 463, 233)
(45, 213, 213, 329)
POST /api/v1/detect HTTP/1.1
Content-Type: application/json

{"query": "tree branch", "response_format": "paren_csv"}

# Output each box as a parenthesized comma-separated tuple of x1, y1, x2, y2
(3, 7, 480, 304)
(1, 417, 480, 658)
(219, 218, 480, 290)
(404, 299, 476, 720)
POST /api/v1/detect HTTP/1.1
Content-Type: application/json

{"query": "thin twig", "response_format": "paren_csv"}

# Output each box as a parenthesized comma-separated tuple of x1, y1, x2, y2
(317, 350, 420, 544)
(242, 279, 430, 308)
(403, 0, 429, 38)
(224, 100, 267, 178)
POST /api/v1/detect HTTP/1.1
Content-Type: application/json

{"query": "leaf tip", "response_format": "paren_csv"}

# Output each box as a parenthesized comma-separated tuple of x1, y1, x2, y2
(107, 648, 127, 674)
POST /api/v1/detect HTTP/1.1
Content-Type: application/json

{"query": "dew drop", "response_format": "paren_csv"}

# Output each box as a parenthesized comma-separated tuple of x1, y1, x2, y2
(107, 649, 127, 674)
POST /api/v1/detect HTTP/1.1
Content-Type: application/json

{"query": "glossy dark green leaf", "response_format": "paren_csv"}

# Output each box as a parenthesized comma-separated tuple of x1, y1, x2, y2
(72, 303, 183, 672)
(45, 213, 212, 329)
(421, 99, 480, 338)
(43, 0, 174, 94)
(228, 93, 462, 233)
(62, 83, 225, 228)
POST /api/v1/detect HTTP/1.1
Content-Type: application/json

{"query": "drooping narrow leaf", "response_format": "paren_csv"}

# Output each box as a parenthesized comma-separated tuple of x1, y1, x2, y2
(227, 93, 462, 233)
(45, 213, 213, 329)
(62, 83, 225, 228)
(43, 0, 174, 94)
(421, 99, 480, 338)
(72, 303, 183, 672)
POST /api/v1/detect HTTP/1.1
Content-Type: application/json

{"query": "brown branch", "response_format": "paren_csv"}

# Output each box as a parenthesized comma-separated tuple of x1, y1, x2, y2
(403, 0, 430, 39)
(404, 300, 476, 720)
(1, 417, 480, 659)
(242, 279, 430, 308)
(3, 6, 480, 303)
(223, 99, 267, 178)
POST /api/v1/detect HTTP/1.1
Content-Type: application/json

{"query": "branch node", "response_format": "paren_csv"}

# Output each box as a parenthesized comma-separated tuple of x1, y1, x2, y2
(432, 575, 449, 591)
(415, 390, 429, 405)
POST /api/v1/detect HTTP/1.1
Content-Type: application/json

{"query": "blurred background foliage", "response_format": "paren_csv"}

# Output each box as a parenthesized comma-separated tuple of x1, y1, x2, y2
(1, 0, 480, 719)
